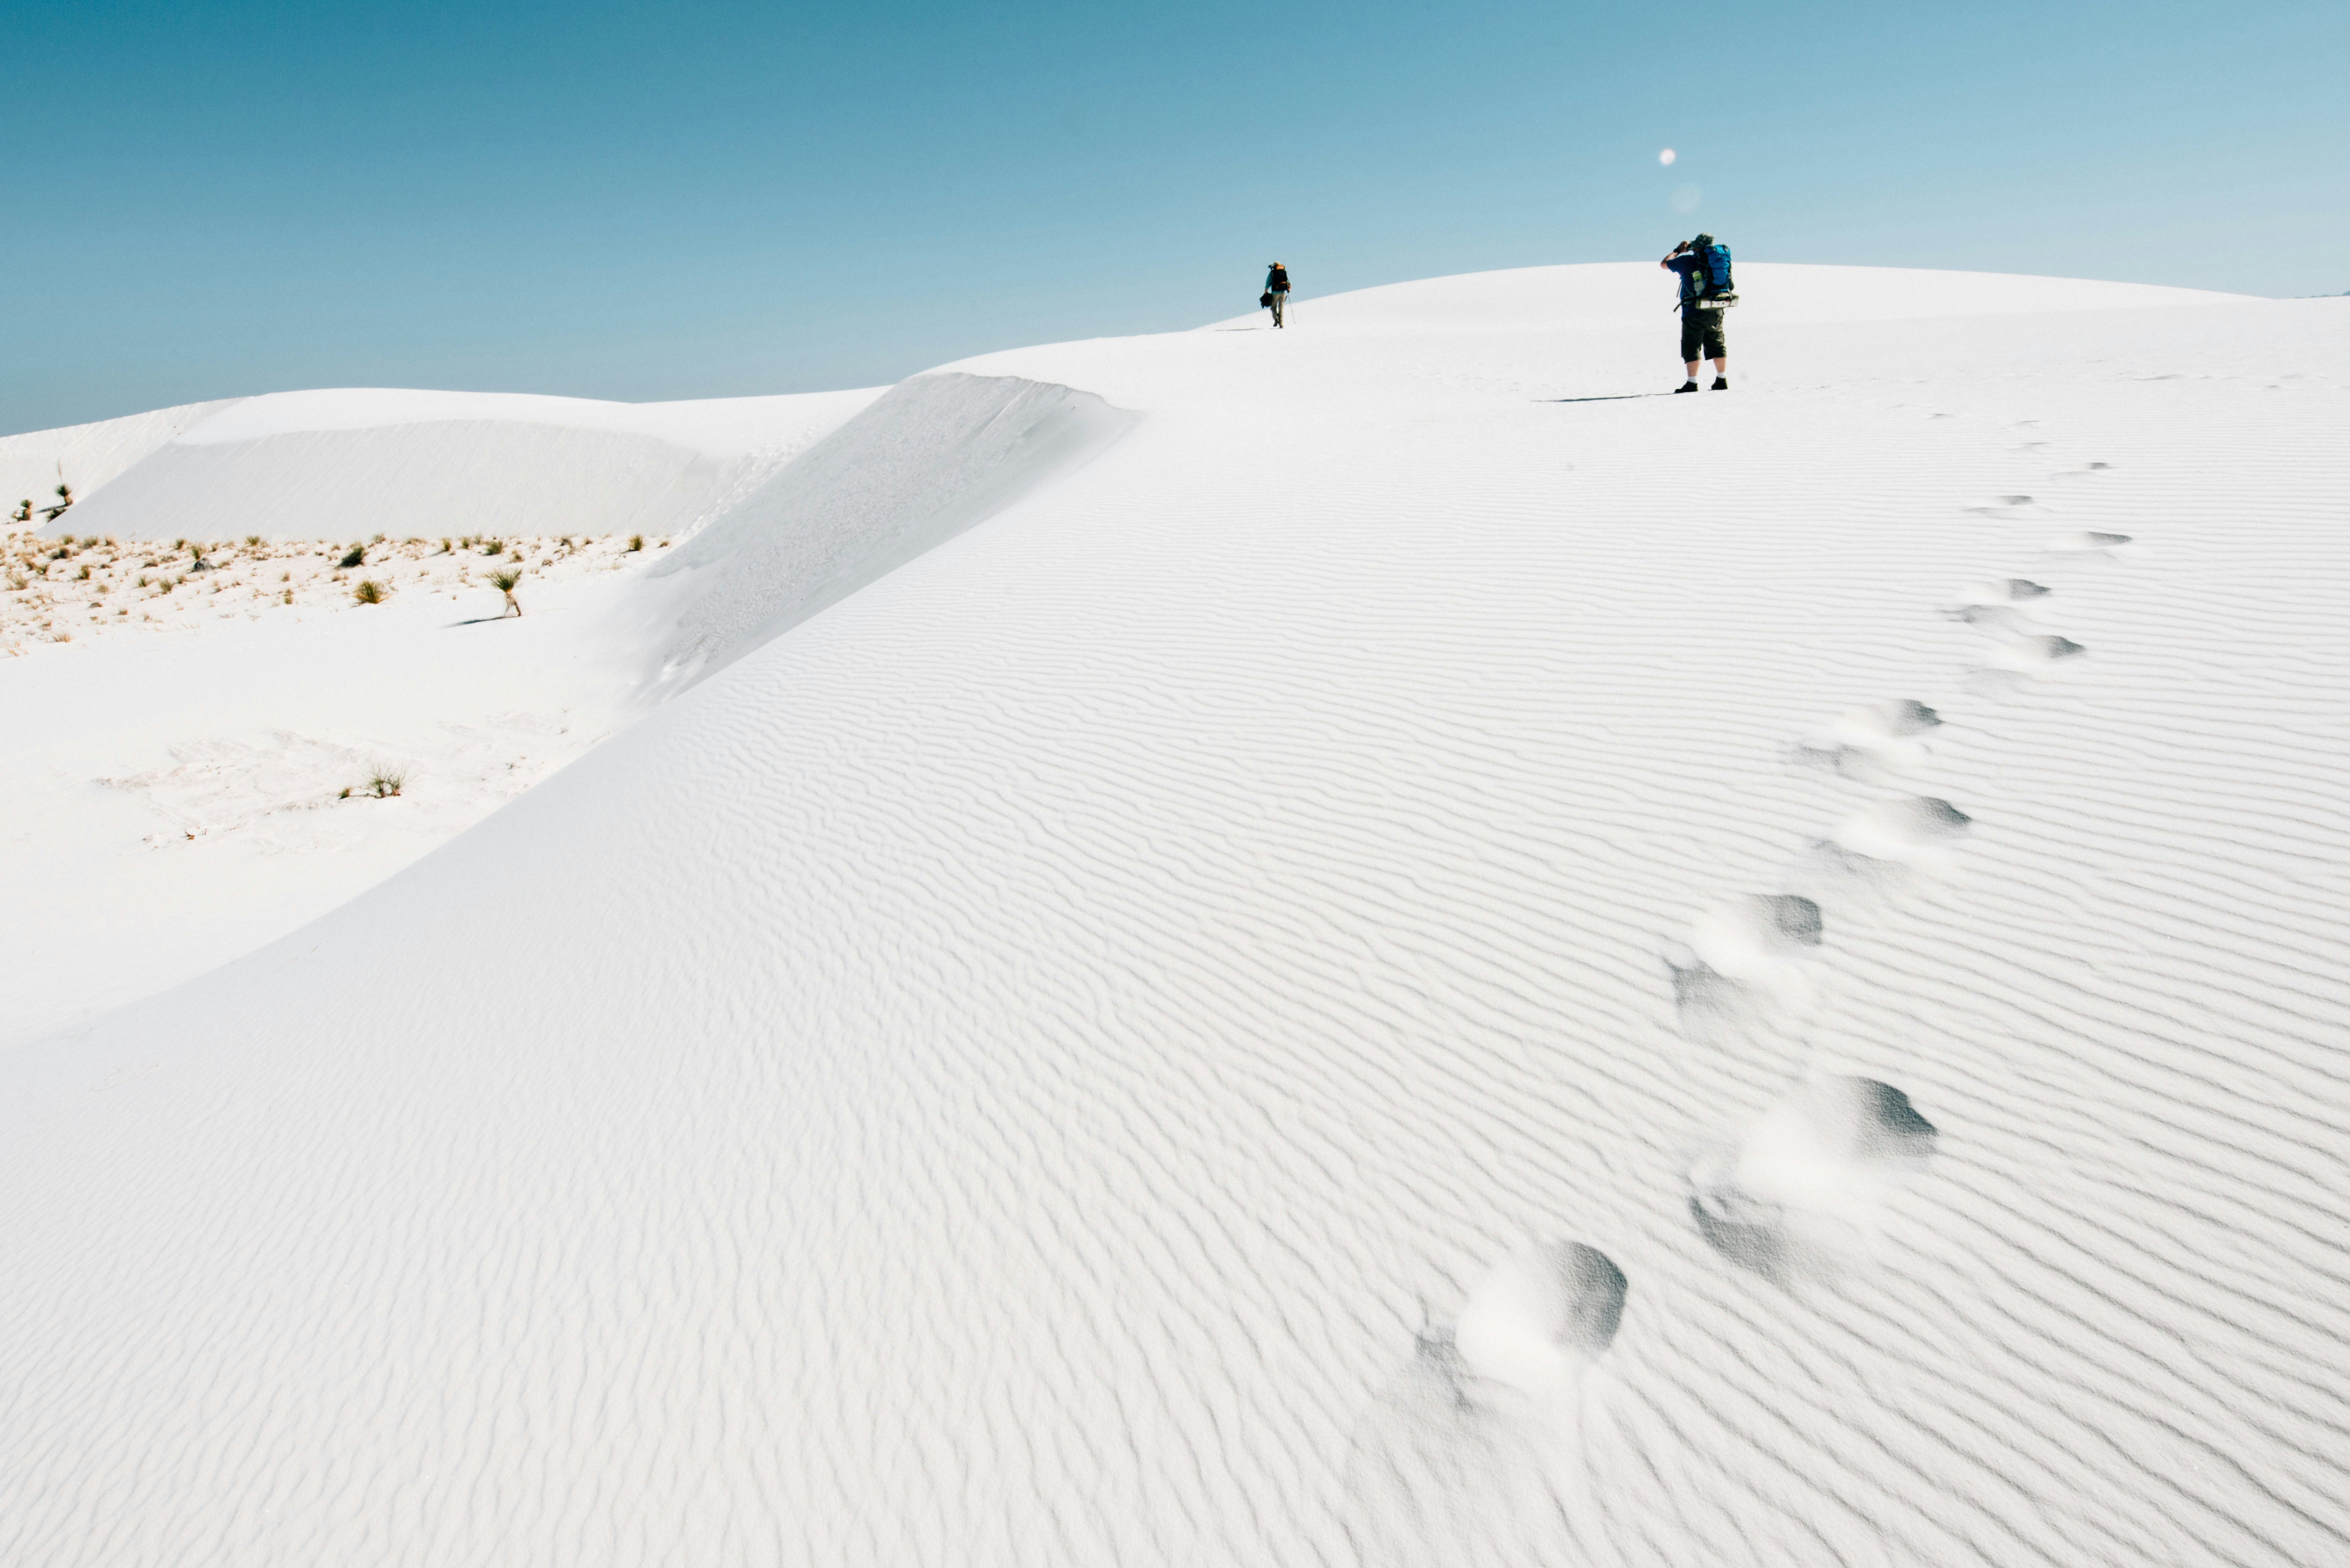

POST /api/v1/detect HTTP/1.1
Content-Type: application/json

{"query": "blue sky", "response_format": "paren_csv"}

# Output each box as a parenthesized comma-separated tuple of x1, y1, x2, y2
(4, 0, 2343, 432)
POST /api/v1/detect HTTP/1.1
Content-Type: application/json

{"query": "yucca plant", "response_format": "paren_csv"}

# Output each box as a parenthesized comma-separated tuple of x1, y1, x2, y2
(489, 567, 523, 617)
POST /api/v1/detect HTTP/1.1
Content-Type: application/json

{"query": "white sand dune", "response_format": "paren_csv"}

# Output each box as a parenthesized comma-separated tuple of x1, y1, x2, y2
(22, 385, 883, 543)
(0, 398, 242, 511)
(4, 263, 2350, 1566)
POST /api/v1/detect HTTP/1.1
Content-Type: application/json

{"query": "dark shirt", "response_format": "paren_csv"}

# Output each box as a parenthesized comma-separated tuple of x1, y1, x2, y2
(1665, 254, 1704, 310)
(1266, 267, 1290, 293)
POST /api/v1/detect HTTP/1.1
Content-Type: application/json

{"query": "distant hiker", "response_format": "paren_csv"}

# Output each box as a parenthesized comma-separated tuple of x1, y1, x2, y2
(1662, 234, 1734, 391)
(1263, 263, 1291, 329)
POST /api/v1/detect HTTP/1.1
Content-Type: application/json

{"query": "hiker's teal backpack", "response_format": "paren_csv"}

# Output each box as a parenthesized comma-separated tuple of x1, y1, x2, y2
(1691, 236, 1734, 297)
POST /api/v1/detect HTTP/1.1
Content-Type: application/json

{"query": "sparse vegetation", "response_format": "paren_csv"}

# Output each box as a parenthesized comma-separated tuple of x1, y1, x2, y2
(627, 534, 644, 552)
(364, 765, 406, 799)
(2, 528, 615, 653)
(339, 545, 366, 569)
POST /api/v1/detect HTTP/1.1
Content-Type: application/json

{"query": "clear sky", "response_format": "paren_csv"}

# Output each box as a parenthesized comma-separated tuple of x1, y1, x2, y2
(4, 0, 2343, 433)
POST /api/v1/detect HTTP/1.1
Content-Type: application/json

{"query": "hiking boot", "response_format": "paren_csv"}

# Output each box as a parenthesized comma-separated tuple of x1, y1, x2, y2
(1674, 380, 1700, 393)
(1711, 377, 1729, 391)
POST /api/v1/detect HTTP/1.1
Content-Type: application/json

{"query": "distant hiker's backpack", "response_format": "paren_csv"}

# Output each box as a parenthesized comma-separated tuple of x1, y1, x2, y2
(1692, 240, 1735, 304)
(1260, 291, 1274, 308)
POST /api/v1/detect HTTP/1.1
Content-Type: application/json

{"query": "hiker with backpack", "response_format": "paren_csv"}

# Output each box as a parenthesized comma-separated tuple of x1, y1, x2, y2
(1662, 234, 1734, 391)
(1262, 263, 1290, 329)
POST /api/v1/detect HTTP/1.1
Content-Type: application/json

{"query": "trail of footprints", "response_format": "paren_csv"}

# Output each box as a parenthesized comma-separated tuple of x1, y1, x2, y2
(1393, 437, 2134, 1419)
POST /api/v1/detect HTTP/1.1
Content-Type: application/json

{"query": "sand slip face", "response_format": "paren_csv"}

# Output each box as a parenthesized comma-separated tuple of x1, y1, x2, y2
(3, 267, 2350, 1565)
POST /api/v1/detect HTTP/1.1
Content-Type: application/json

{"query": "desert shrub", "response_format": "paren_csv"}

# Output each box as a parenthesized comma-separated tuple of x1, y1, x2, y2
(627, 534, 644, 552)
(353, 579, 385, 604)
(340, 545, 366, 569)
(489, 567, 523, 617)
(481, 539, 503, 556)
(366, 766, 406, 799)
(372, 533, 386, 544)
(245, 534, 263, 547)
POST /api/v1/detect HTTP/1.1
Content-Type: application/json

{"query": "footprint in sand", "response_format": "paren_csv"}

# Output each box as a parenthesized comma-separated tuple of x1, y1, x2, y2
(1829, 795, 1972, 865)
(1339, 1247, 1626, 1559)
(1965, 494, 2054, 519)
(2048, 529, 2132, 553)
(1456, 1240, 1629, 1393)
(1961, 577, 2052, 605)
(1687, 1076, 1940, 1283)
(1983, 633, 2087, 675)
(1666, 894, 1825, 1034)
(1794, 698, 1942, 777)
(1951, 577, 2056, 629)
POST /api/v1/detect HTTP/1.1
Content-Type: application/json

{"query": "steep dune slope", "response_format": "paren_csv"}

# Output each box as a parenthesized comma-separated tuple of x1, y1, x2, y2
(5, 265, 2349, 1567)
(629, 372, 1138, 689)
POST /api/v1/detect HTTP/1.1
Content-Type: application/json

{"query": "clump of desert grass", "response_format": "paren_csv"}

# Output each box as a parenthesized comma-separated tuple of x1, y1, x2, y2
(339, 544, 367, 569)
(353, 578, 386, 605)
(342, 765, 407, 801)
